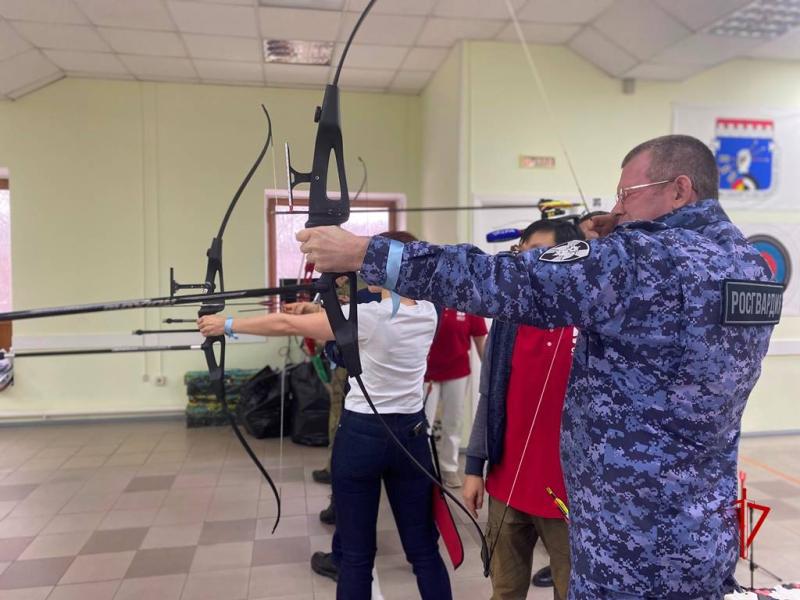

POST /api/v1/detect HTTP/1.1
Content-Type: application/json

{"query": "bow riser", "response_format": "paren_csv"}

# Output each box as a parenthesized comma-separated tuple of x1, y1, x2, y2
(307, 85, 349, 227)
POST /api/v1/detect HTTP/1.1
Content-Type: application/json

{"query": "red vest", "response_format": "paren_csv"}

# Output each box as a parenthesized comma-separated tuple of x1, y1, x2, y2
(485, 325, 574, 518)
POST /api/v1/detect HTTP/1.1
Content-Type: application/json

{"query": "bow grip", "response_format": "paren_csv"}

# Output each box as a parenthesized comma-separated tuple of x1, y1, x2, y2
(315, 272, 361, 377)
(201, 336, 226, 398)
(198, 238, 224, 318)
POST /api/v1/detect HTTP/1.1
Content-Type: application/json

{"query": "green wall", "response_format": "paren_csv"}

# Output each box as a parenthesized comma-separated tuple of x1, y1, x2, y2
(2, 43, 799, 432)
(0, 78, 421, 417)
(463, 41, 800, 433)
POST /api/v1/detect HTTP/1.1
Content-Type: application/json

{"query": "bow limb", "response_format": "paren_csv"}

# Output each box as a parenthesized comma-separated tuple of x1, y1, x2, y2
(196, 106, 281, 534)
(287, 0, 493, 577)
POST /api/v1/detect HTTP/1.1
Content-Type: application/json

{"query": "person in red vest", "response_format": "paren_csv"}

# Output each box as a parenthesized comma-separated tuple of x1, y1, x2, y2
(462, 218, 582, 600)
(424, 305, 487, 488)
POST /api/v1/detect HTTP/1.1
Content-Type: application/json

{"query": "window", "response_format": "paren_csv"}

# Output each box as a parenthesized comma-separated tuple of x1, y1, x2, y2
(0, 177, 10, 312)
(265, 191, 404, 286)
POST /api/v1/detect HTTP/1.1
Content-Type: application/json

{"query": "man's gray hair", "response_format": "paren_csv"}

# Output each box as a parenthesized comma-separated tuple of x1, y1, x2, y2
(622, 135, 719, 200)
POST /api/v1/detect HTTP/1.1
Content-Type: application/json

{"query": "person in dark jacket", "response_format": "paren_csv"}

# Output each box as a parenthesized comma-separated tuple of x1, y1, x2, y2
(297, 135, 780, 599)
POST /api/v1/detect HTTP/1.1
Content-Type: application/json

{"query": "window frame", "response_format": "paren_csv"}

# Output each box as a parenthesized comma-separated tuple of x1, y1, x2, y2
(264, 189, 405, 287)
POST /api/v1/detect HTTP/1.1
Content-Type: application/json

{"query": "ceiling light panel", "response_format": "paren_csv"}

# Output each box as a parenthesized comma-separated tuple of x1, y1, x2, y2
(707, 0, 800, 38)
(264, 40, 334, 65)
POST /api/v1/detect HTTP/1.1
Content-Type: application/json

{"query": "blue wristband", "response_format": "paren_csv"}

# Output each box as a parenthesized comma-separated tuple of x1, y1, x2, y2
(385, 239, 404, 319)
(224, 317, 238, 340)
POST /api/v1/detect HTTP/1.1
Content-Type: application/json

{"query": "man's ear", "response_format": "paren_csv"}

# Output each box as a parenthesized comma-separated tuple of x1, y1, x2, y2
(673, 175, 696, 207)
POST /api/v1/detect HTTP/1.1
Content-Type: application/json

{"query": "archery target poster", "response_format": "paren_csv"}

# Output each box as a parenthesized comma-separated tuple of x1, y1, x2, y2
(672, 104, 800, 211)
(733, 221, 800, 317)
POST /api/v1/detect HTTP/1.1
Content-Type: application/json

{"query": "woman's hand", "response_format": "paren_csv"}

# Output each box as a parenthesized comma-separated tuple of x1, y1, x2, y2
(197, 315, 226, 337)
(462, 474, 485, 519)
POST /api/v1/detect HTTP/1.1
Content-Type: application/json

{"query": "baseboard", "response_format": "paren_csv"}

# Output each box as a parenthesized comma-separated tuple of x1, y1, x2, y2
(0, 407, 184, 427)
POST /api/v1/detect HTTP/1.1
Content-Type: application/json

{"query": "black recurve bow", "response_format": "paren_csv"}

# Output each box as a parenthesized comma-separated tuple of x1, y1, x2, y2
(169, 105, 283, 533)
(286, 0, 491, 576)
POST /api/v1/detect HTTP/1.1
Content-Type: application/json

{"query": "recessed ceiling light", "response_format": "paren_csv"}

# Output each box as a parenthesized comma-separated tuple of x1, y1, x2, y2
(263, 40, 334, 66)
(707, 0, 800, 39)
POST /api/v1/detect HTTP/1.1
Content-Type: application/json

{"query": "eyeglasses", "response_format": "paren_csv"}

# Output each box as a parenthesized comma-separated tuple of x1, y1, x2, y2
(615, 178, 675, 205)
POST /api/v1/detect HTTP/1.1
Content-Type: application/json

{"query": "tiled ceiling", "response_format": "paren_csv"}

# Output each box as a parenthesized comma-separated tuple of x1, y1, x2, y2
(0, 0, 798, 100)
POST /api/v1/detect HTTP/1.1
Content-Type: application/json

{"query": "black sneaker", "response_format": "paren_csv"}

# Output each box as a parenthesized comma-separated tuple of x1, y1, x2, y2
(311, 551, 339, 582)
(532, 565, 553, 587)
(312, 468, 332, 484)
(319, 497, 335, 525)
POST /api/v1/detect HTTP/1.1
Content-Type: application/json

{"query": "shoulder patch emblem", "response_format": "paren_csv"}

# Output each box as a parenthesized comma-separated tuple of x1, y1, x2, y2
(539, 240, 590, 263)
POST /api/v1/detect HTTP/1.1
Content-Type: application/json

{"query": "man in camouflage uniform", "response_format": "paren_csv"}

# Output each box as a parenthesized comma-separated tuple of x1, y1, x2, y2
(297, 135, 780, 599)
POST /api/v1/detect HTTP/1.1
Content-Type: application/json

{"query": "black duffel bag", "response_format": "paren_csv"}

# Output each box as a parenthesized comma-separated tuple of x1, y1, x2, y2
(237, 365, 292, 439)
(289, 361, 331, 446)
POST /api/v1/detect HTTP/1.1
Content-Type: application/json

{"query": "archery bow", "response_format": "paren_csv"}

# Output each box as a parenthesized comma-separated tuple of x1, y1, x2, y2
(170, 104, 282, 533)
(287, 0, 491, 577)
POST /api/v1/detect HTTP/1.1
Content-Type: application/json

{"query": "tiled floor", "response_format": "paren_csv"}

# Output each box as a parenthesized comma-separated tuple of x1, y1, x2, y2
(0, 420, 797, 600)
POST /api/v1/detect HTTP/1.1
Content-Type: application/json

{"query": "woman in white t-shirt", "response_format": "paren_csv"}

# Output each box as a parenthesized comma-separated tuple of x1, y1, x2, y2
(197, 231, 451, 600)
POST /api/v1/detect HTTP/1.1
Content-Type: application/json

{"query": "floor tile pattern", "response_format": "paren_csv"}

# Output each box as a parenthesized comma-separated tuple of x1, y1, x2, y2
(0, 421, 796, 599)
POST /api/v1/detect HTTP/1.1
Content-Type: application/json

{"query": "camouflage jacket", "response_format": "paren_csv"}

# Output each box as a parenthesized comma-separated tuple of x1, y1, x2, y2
(359, 198, 775, 598)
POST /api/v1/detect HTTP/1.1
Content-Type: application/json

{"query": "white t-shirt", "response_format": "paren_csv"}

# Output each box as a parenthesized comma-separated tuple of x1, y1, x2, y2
(340, 298, 437, 414)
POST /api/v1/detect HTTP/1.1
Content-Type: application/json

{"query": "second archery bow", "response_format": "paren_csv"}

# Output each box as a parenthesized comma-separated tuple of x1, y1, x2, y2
(288, 0, 492, 577)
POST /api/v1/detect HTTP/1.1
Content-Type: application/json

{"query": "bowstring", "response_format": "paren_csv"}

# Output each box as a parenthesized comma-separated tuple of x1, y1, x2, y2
(271, 115, 285, 497)
(503, 0, 590, 215)
(486, 326, 566, 570)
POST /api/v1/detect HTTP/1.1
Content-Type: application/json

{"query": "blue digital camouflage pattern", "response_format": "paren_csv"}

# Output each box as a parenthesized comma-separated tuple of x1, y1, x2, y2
(360, 199, 775, 599)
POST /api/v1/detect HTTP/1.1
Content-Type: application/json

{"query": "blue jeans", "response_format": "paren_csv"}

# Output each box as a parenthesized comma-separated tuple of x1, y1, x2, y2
(331, 409, 452, 600)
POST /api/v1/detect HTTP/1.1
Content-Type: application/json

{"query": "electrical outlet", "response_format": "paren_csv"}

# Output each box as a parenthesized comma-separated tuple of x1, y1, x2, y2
(142, 374, 150, 382)
(154, 375, 167, 387)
